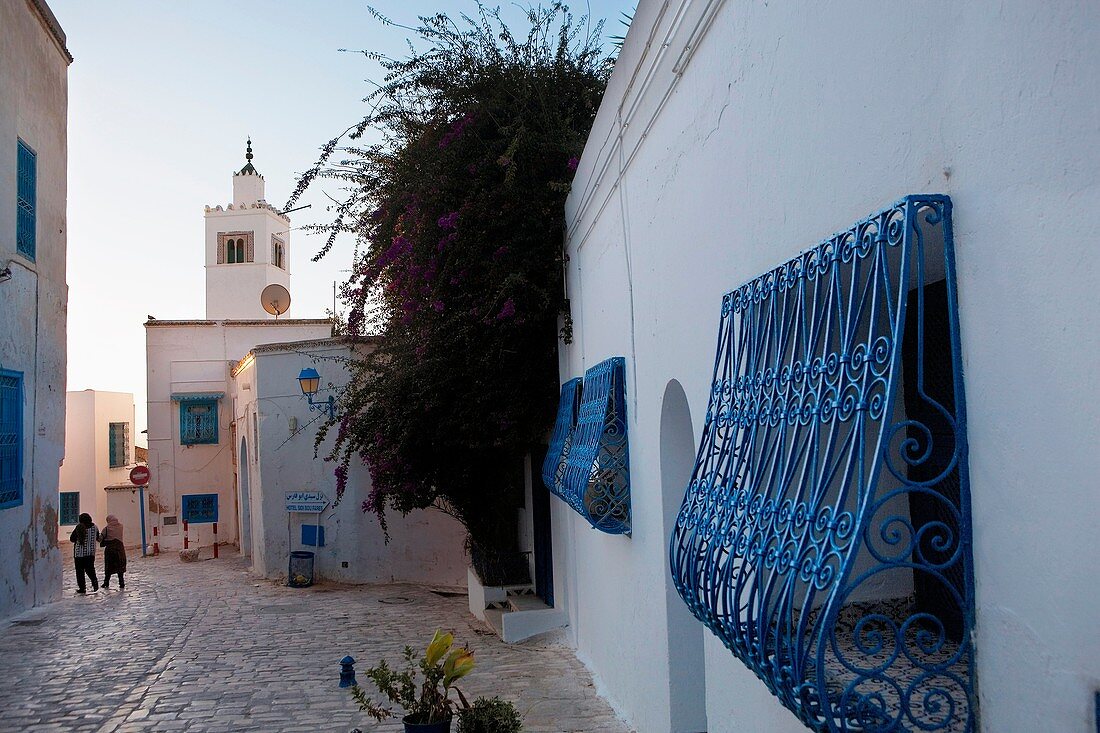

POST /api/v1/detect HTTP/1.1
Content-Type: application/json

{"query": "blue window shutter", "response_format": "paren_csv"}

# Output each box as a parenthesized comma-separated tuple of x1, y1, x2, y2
(59, 492, 80, 525)
(0, 370, 24, 510)
(16, 140, 37, 261)
(179, 399, 219, 445)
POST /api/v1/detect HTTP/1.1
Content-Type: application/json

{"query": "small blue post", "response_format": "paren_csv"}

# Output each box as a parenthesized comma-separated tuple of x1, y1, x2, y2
(339, 656, 357, 688)
(138, 485, 148, 557)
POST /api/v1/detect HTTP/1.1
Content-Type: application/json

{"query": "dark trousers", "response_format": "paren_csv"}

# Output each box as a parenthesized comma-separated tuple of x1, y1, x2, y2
(74, 555, 97, 592)
(103, 570, 125, 588)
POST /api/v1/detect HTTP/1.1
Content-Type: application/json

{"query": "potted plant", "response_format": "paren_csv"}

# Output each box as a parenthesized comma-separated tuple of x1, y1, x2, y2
(351, 629, 475, 732)
(457, 696, 523, 733)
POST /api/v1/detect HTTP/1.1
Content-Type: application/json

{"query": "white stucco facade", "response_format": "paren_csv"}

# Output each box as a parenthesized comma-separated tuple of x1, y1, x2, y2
(57, 390, 136, 538)
(229, 339, 469, 587)
(553, 2, 1100, 732)
(0, 0, 71, 620)
(145, 319, 332, 552)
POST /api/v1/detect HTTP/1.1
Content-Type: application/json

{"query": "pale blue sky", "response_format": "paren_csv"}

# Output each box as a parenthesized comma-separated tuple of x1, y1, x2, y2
(50, 1, 633, 443)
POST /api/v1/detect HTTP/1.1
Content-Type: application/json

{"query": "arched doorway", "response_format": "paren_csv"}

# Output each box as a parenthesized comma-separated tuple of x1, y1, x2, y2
(660, 379, 707, 733)
(238, 437, 252, 558)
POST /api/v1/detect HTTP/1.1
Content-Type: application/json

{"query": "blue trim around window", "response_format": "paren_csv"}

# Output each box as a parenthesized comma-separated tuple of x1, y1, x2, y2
(560, 357, 631, 535)
(16, 139, 37, 261)
(0, 369, 24, 510)
(670, 195, 976, 732)
(178, 397, 219, 445)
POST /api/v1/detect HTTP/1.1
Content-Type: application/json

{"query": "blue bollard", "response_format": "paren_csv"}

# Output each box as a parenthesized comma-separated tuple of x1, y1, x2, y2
(339, 655, 357, 688)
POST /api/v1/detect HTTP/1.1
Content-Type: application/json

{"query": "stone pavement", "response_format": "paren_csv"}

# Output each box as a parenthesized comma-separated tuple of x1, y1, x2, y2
(0, 551, 631, 733)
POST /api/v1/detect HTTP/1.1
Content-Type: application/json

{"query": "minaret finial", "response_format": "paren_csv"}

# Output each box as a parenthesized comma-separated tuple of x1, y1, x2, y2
(237, 137, 259, 176)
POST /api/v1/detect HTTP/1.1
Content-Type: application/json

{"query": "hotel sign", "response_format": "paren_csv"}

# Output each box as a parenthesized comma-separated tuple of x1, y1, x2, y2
(285, 491, 329, 513)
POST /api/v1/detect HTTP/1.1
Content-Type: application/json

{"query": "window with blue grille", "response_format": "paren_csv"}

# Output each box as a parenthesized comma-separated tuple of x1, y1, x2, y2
(59, 492, 79, 525)
(670, 195, 976, 732)
(0, 370, 24, 510)
(558, 357, 631, 535)
(174, 393, 222, 445)
(108, 422, 129, 467)
(16, 140, 37, 261)
(541, 377, 582, 501)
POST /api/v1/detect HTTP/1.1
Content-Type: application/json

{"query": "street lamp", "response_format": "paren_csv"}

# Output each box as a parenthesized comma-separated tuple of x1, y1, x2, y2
(297, 367, 336, 420)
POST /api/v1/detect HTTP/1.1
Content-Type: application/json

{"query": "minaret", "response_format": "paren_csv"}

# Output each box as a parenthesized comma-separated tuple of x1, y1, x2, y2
(204, 139, 292, 320)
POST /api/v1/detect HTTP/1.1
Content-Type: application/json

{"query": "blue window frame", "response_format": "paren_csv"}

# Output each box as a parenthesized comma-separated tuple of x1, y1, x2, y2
(108, 422, 128, 467)
(560, 357, 631, 535)
(670, 196, 976, 732)
(173, 393, 222, 445)
(16, 139, 37, 261)
(0, 370, 24, 509)
(541, 377, 583, 501)
(59, 492, 80, 526)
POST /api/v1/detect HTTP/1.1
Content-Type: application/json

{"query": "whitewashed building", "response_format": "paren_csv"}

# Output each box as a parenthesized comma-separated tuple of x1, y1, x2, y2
(229, 338, 468, 586)
(57, 390, 137, 542)
(541, 2, 1100, 732)
(144, 147, 332, 552)
(0, 0, 71, 619)
(146, 149, 467, 588)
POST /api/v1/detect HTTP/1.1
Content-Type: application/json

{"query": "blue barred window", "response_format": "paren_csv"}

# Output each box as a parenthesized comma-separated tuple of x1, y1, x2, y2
(560, 357, 631, 535)
(0, 370, 24, 509)
(108, 422, 128, 467)
(16, 139, 37, 261)
(174, 393, 222, 445)
(670, 196, 976, 732)
(59, 492, 80, 526)
(541, 377, 582, 501)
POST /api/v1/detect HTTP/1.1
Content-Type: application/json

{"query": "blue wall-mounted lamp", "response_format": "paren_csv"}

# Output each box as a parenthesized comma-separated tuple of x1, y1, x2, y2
(297, 367, 336, 420)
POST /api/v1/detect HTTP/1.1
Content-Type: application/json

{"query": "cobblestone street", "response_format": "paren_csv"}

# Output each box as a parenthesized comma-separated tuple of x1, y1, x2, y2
(0, 552, 630, 733)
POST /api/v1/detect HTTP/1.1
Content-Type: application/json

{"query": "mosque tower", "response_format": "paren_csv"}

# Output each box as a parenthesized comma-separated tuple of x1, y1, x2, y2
(204, 139, 291, 319)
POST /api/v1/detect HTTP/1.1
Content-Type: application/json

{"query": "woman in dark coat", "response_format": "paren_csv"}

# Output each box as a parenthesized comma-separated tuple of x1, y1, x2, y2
(100, 515, 127, 589)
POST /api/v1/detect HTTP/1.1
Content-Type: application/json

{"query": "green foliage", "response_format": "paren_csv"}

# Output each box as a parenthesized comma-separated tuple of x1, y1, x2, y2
(351, 629, 475, 724)
(292, 3, 612, 557)
(457, 696, 524, 733)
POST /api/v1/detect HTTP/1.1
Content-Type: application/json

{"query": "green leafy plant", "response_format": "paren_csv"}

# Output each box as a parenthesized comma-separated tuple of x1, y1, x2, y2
(290, 2, 613, 570)
(351, 629, 476, 724)
(457, 696, 523, 733)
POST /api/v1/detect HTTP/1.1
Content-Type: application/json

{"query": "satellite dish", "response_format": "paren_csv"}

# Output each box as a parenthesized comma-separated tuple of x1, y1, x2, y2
(261, 284, 291, 318)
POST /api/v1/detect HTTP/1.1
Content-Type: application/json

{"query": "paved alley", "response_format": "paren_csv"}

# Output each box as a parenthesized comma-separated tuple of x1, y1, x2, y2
(0, 552, 630, 733)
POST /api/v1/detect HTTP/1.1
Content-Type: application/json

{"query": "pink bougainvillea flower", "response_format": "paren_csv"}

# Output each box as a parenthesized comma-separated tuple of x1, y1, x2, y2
(496, 298, 516, 320)
(568, 156, 580, 172)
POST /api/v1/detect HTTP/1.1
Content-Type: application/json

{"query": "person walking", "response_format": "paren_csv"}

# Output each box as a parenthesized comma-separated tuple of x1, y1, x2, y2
(100, 514, 127, 589)
(69, 513, 99, 594)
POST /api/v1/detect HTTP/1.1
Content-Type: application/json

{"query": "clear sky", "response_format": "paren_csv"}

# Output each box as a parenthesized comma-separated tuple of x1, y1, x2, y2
(50, 1, 633, 445)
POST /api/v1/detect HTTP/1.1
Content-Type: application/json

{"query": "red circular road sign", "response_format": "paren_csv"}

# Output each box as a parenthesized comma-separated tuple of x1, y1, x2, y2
(129, 465, 150, 486)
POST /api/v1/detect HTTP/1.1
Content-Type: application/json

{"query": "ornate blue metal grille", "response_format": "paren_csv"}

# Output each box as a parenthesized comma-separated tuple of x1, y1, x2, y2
(59, 492, 80, 526)
(561, 357, 631, 535)
(176, 395, 220, 445)
(542, 377, 583, 501)
(0, 370, 23, 510)
(670, 196, 975, 732)
(16, 140, 36, 261)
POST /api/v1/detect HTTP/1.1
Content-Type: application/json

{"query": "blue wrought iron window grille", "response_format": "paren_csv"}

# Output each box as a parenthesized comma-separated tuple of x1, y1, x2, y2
(670, 196, 976, 732)
(541, 377, 583, 502)
(59, 492, 80, 526)
(0, 370, 23, 510)
(174, 393, 222, 445)
(16, 140, 36, 261)
(559, 357, 631, 535)
(108, 422, 128, 467)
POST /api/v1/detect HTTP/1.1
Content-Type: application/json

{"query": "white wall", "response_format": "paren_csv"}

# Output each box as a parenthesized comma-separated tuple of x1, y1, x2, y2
(57, 390, 136, 538)
(234, 340, 469, 587)
(204, 197, 291, 320)
(145, 320, 331, 552)
(558, 1, 1100, 731)
(0, 0, 70, 620)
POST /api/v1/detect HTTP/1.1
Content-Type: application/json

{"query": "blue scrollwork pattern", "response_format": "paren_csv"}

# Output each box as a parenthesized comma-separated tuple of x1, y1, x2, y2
(560, 357, 631, 535)
(670, 196, 976, 731)
(542, 377, 583, 500)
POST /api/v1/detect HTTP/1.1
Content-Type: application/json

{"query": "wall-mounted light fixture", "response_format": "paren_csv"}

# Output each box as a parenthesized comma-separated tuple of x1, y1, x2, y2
(297, 367, 336, 420)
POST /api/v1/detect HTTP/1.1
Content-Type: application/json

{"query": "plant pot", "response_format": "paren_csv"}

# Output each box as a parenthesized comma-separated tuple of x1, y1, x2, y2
(401, 715, 451, 733)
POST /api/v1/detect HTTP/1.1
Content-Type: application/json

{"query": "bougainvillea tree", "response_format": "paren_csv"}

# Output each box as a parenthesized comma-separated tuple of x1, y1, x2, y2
(288, 4, 611, 577)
